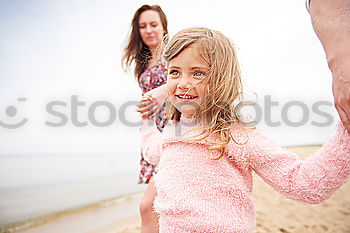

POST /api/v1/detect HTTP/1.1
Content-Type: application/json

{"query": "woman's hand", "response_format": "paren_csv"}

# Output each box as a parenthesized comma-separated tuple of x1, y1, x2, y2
(137, 85, 168, 119)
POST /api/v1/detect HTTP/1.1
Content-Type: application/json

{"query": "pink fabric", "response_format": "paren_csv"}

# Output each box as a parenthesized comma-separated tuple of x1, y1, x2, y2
(141, 117, 350, 233)
(137, 57, 168, 184)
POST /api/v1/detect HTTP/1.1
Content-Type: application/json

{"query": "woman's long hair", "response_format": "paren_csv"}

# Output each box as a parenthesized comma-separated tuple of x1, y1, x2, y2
(122, 5, 168, 82)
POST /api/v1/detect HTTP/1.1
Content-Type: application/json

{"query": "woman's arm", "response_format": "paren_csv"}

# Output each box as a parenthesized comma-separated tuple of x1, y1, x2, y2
(309, 0, 350, 131)
(248, 123, 350, 204)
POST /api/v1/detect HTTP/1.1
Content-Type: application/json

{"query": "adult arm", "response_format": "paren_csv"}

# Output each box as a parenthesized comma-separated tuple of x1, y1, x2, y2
(309, 0, 350, 131)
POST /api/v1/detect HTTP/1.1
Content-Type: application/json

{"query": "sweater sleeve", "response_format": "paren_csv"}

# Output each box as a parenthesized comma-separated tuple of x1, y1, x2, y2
(248, 123, 350, 204)
(141, 119, 163, 165)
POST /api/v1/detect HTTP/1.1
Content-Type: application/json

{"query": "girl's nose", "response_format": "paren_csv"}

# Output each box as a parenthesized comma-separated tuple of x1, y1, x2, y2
(178, 77, 193, 90)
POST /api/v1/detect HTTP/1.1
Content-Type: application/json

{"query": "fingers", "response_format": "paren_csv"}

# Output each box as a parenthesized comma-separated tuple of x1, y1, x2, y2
(137, 97, 161, 120)
(139, 97, 153, 105)
(137, 101, 157, 113)
(335, 98, 350, 132)
(137, 98, 154, 110)
(137, 104, 154, 112)
(140, 105, 159, 118)
(147, 105, 160, 117)
(141, 95, 154, 103)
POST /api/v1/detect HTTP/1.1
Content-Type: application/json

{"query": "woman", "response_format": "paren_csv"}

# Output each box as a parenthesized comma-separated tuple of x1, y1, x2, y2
(122, 4, 168, 233)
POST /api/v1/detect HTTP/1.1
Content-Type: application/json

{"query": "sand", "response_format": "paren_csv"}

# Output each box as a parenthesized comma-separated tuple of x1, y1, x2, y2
(252, 146, 350, 233)
(3, 145, 350, 233)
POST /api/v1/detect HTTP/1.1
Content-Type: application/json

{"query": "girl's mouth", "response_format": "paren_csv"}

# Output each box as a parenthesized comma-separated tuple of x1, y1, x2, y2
(176, 94, 198, 100)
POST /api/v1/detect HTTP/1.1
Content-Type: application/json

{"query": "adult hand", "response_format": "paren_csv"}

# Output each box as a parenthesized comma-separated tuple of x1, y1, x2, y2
(331, 59, 350, 131)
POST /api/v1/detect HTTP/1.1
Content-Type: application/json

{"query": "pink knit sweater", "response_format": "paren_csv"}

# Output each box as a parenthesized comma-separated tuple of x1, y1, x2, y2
(141, 117, 350, 233)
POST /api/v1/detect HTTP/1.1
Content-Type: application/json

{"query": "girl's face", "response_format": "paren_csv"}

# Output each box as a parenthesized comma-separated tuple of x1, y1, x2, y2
(138, 10, 164, 51)
(167, 46, 208, 118)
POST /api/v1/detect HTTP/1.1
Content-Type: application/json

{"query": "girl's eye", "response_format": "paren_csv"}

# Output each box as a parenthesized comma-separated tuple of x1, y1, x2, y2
(169, 70, 179, 76)
(193, 71, 205, 77)
(151, 23, 158, 27)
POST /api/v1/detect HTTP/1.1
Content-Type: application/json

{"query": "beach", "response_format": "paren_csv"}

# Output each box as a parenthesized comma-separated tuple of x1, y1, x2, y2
(3, 145, 350, 233)
(1, 0, 348, 232)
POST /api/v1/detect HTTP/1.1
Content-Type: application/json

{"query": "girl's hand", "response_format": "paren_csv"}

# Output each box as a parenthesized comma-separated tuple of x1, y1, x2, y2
(137, 96, 158, 119)
(137, 85, 168, 119)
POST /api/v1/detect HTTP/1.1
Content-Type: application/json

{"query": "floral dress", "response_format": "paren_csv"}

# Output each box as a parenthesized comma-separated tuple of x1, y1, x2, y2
(138, 57, 168, 184)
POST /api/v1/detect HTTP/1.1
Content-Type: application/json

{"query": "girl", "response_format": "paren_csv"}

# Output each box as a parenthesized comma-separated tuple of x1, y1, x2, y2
(140, 27, 350, 232)
(122, 4, 169, 232)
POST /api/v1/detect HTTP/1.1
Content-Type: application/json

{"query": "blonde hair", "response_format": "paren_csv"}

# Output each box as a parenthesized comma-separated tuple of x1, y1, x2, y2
(163, 27, 253, 160)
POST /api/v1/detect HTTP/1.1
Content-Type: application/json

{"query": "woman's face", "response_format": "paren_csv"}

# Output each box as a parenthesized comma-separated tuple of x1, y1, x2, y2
(138, 10, 165, 51)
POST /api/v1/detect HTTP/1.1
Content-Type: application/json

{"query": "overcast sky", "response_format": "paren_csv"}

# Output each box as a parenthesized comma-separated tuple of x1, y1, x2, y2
(0, 0, 339, 156)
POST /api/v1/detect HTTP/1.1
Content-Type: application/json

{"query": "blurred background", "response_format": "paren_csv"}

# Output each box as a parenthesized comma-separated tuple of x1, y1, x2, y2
(0, 0, 340, 229)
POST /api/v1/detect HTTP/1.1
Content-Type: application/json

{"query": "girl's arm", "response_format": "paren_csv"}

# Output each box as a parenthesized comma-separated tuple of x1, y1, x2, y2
(141, 118, 163, 165)
(248, 123, 350, 204)
(137, 85, 168, 118)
